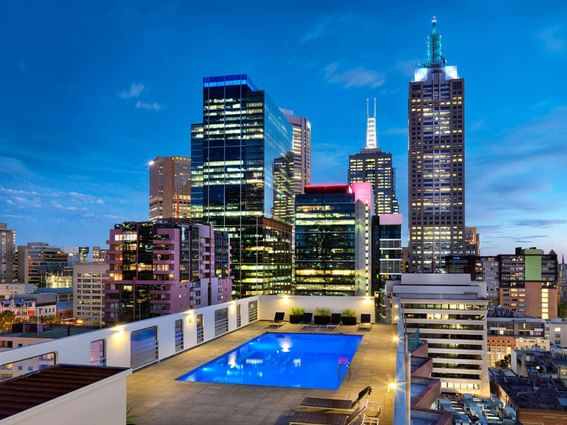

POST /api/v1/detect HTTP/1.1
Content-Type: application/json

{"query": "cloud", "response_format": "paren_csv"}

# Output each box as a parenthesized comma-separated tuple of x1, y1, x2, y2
(118, 82, 145, 99)
(382, 127, 406, 136)
(135, 101, 162, 111)
(513, 219, 567, 228)
(324, 63, 385, 89)
(299, 14, 354, 45)
(68, 191, 105, 204)
(537, 25, 566, 53)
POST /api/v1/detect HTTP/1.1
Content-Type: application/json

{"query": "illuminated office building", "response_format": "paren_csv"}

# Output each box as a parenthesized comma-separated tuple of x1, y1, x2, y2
(294, 183, 373, 296)
(17, 242, 68, 287)
(281, 110, 311, 195)
(191, 74, 293, 297)
(409, 17, 465, 272)
(348, 98, 399, 215)
(149, 156, 191, 221)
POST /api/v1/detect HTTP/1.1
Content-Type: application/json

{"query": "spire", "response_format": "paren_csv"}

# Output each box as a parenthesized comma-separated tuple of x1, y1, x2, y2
(424, 16, 446, 67)
(365, 97, 378, 150)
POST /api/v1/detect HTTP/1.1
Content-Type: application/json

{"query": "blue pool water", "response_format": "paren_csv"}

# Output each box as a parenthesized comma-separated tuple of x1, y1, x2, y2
(176, 332, 363, 389)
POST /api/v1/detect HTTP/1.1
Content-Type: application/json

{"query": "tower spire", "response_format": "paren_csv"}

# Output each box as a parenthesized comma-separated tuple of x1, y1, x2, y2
(425, 16, 446, 67)
(365, 97, 378, 150)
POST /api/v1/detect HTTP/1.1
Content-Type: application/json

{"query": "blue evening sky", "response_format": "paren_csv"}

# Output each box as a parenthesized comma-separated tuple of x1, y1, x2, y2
(1, 1, 566, 257)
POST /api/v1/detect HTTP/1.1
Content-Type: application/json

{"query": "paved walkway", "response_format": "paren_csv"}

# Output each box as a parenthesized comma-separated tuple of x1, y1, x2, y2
(127, 322, 397, 425)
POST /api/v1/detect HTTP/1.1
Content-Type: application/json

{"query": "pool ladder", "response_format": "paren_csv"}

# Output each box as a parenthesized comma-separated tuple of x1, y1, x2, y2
(338, 361, 352, 380)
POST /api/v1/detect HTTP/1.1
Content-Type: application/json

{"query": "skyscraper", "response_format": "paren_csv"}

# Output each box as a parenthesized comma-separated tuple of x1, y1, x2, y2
(408, 17, 465, 272)
(191, 74, 293, 297)
(348, 99, 399, 215)
(294, 183, 373, 296)
(149, 156, 191, 221)
(281, 110, 312, 195)
(0, 224, 15, 283)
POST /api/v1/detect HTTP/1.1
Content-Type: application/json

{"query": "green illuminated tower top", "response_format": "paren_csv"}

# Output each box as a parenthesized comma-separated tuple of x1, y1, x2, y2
(424, 16, 446, 67)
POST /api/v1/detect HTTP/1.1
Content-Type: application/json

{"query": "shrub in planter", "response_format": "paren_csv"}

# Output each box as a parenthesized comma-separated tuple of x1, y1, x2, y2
(289, 307, 305, 324)
(314, 308, 331, 325)
(341, 308, 357, 326)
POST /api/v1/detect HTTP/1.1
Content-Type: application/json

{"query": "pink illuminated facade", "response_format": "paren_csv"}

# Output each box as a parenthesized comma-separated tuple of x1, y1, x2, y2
(104, 220, 231, 323)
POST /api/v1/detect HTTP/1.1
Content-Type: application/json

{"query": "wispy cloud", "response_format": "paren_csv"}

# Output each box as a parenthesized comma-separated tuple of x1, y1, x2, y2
(514, 219, 567, 228)
(537, 25, 566, 53)
(118, 82, 145, 99)
(382, 127, 406, 136)
(324, 63, 385, 89)
(135, 101, 162, 111)
(299, 14, 354, 45)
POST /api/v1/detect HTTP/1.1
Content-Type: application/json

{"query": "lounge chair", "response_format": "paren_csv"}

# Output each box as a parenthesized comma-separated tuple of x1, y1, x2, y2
(289, 394, 368, 425)
(297, 386, 372, 414)
(326, 313, 342, 330)
(300, 312, 313, 327)
(358, 314, 372, 331)
(267, 311, 285, 328)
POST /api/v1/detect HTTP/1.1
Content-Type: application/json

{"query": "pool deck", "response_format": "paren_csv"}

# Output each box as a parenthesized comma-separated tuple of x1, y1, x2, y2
(127, 321, 397, 425)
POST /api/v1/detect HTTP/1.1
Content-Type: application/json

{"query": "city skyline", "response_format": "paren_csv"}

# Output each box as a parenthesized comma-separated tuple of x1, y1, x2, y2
(1, 1, 566, 256)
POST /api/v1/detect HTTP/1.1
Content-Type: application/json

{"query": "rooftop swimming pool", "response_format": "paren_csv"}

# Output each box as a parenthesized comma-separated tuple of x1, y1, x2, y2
(177, 332, 363, 389)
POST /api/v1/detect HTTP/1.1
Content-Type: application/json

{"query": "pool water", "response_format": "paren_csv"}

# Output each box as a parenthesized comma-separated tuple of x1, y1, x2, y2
(176, 332, 363, 389)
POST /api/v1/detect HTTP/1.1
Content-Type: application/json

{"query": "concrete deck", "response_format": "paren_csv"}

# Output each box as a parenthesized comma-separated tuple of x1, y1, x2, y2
(127, 322, 397, 425)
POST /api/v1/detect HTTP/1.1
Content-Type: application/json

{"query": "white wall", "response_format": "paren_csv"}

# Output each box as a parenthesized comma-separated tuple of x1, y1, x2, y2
(0, 370, 130, 425)
(0, 296, 259, 370)
(258, 295, 375, 322)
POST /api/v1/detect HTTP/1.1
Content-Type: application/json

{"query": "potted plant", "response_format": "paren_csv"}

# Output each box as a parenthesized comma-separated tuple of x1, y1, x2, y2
(289, 307, 305, 324)
(341, 309, 357, 326)
(314, 308, 331, 325)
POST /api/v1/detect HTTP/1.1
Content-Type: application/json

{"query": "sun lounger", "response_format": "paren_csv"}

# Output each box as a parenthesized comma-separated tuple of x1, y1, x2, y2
(289, 393, 369, 425)
(326, 313, 342, 329)
(358, 314, 372, 331)
(300, 312, 313, 327)
(297, 386, 372, 414)
(267, 311, 285, 328)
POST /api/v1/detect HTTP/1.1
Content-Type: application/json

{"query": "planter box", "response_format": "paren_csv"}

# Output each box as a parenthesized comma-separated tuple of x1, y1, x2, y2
(341, 316, 357, 326)
(314, 315, 330, 325)
(289, 315, 303, 324)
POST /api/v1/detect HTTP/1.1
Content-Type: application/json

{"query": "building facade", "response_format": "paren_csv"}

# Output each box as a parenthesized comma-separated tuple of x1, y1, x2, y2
(91, 246, 108, 263)
(104, 220, 231, 323)
(390, 274, 489, 396)
(17, 243, 69, 287)
(348, 99, 399, 216)
(0, 224, 15, 283)
(498, 247, 558, 319)
(73, 262, 108, 325)
(408, 18, 466, 273)
(149, 156, 191, 221)
(281, 110, 311, 195)
(190, 74, 293, 297)
(294, 184, 373, 296)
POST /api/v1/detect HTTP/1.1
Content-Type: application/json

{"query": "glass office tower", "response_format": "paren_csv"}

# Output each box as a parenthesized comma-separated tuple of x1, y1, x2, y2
(409, 18, 465, 272)
(294, 184, 372, 296)
(191, 75, 293, 297)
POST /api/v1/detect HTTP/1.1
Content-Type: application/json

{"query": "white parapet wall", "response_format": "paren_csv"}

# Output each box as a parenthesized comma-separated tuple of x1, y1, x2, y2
(0, 296, 260, 370)
(258, 295, 375, 322)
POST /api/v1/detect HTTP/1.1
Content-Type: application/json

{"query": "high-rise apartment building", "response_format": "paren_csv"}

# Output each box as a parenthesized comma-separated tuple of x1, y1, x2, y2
(149, 156, 191, 221)
(390, 274, 489, 396)
(73, 262, 107, 325)
(191, 74, 293, 297)
(17, 243, 68, 287)
(348, 99, 399, 215)
(281, 110, 312, 195)
(408, 18, 465, 273)
(104, 220, 231, 323)
(294, 183, 373, 296)
(0, 224, 15, 283)
(465, 227, 480, 255)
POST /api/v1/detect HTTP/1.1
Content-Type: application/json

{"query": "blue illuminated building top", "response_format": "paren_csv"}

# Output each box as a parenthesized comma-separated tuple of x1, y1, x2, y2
(203, 74, 258, 91)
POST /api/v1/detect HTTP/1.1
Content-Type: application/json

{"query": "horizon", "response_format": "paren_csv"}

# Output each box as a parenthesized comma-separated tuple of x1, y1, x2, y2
(1, 1, 566, 257)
